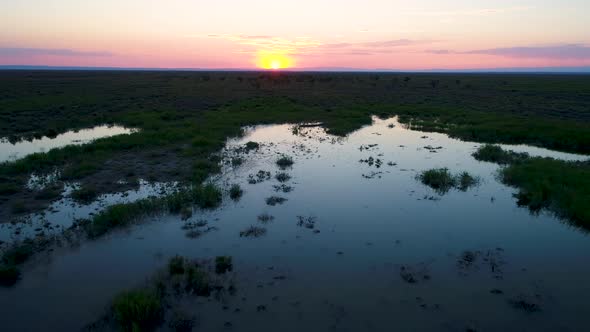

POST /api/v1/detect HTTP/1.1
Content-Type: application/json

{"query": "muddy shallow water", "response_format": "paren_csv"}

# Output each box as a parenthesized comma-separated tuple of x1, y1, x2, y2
(1, 118, 589, 331)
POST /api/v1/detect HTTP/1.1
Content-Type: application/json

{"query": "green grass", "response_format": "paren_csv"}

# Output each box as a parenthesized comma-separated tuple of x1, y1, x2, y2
(473, 144, 529, 164)
(417, 168, 456, 194)
(457, 172, 479, 191)
(417, 168, 479, 194)
(501, 157, 590, 226)
(84, 184, 222, 238)
(112, 289, 162, 332)
(473, 145, 590, 227)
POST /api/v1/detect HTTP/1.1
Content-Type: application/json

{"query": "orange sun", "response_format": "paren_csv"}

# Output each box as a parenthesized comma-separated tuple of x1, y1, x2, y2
(257, 52, 293, 70)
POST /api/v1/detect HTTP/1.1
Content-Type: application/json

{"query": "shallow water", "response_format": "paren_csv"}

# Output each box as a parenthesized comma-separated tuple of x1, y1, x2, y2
(0, 125, 137, 162)
(1, 118, 589, 331)
(0, 180, 178, 242)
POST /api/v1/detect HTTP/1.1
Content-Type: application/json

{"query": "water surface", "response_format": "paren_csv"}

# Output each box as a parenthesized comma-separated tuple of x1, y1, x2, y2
(0, 125, 137, 162)
(1, 118, 589, 331)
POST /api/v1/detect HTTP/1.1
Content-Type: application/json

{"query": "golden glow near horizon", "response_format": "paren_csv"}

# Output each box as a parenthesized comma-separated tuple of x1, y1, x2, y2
(257, 52, 293, 70)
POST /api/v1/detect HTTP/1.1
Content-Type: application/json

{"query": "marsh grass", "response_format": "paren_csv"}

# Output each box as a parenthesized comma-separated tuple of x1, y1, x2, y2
(417, 168, 456, 194)
(472, 145, 590, 227)
(184, 264, 211, 296)
(240, 225, 267, 238)
(257, 213, 275, 224)
(85, 184, 222, 238)
(215, 256, 233, 274)
(33, 184, 62, 200)
(276, 155, 294, 169)
(245, 141, 260, 150)
(0, 183, 19, 196)
(473, 144, 529, 164)
(265, 196, 287, 206)
(501, 158, 590, 225)
(112, 289, 163, 331)
(229, 184, 243, 201)
(457, 172, 479, 191)
(273, 184, 293, 193)
(2, 242, 34, 266)
(275, 172, 291, 183)
(0, 265, 20, 286)
(71, 185, 98, 204)
(417, 168, 479, 194)
(168, 255, 185, 275)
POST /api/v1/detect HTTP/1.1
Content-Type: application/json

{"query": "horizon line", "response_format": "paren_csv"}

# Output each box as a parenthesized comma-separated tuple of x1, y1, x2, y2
(1, 64, 590, 73)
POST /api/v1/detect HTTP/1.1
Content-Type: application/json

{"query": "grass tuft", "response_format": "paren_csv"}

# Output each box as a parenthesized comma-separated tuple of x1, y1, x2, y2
(112, 289, 162, 331)
(417, 168, 479, 194)
(229, 184, 243, 200)
(276, 155, 294, 169)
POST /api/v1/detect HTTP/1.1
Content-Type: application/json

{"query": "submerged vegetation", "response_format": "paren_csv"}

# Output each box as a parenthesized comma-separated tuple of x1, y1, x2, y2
(417, 168, 479, 194)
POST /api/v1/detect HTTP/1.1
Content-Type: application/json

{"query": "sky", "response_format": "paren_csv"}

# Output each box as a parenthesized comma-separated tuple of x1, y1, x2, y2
(1, 0, 589, 70)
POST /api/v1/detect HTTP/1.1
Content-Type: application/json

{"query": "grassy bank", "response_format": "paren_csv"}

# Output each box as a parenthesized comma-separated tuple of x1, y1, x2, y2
(473, 145, 590, 228)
